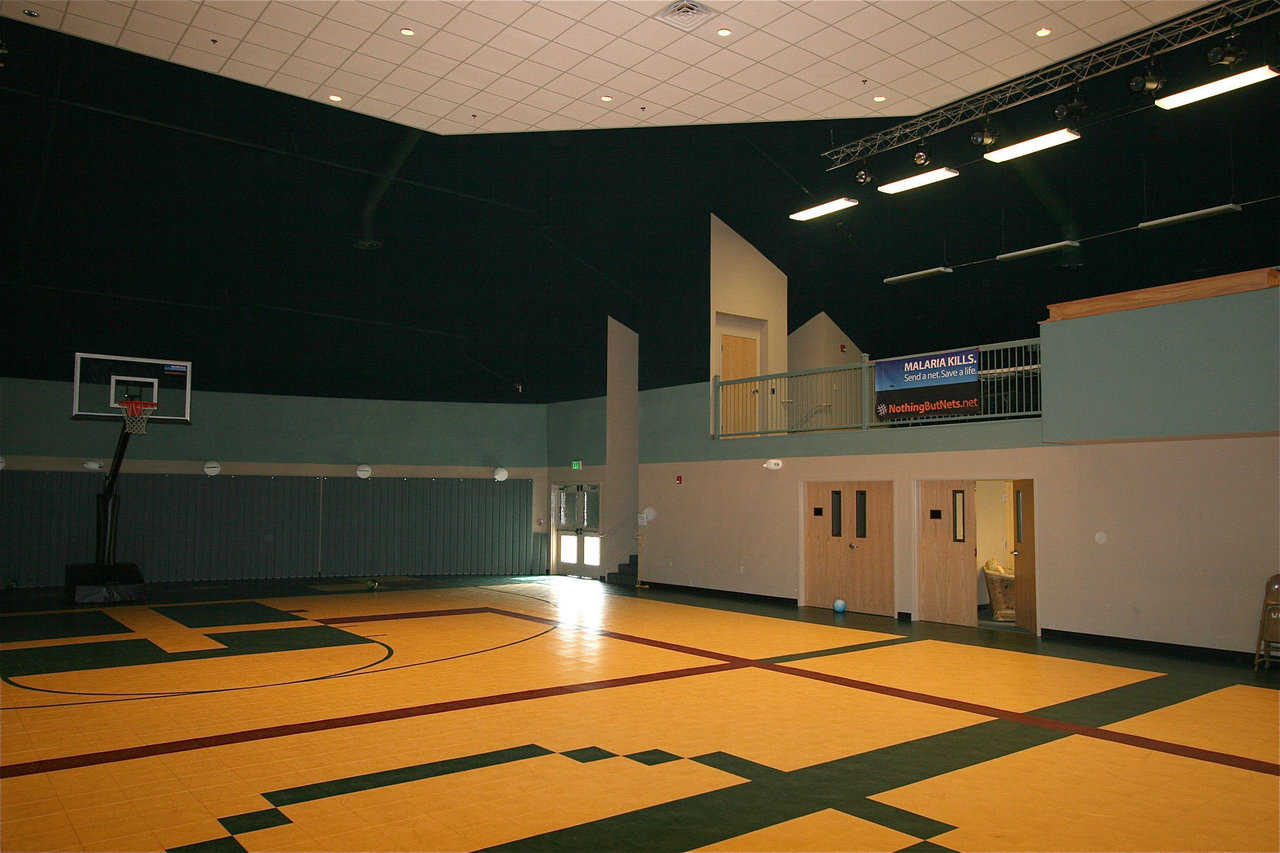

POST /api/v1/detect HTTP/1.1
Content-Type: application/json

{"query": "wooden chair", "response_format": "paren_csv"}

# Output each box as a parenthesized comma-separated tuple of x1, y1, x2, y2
(982, 559, 1016, 622)
(1255, 573, 1280, 671)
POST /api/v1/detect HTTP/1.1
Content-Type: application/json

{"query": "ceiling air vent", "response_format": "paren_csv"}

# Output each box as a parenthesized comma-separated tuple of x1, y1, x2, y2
(657, 0, 715, 31)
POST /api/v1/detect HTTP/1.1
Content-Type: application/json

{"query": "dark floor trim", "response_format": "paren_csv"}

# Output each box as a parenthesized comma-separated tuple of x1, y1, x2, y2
(1041, 628, 1253, 667)
(642, 581, 798, 607)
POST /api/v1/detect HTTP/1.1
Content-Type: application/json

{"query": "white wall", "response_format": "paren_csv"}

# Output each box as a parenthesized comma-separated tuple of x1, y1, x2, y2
(789, 311, 865, 372)
(638, 435, 1278, 653)
(604, 317, 639, 575)
(710, 213, 787, 380)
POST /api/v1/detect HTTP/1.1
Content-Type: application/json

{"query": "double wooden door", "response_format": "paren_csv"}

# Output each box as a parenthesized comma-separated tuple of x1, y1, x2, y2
(803, 481, 893, 615)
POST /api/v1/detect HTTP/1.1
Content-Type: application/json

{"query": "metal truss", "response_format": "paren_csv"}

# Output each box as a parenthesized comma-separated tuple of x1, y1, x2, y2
(821, 0, 1280, 171)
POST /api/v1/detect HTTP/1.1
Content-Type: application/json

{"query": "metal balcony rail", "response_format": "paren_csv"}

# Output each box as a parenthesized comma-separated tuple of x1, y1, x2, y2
(713, 338, 1040, 438)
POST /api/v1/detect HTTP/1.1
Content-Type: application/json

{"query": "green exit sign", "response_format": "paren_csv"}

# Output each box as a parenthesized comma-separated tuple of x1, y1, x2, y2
(571, 460, 582, 470)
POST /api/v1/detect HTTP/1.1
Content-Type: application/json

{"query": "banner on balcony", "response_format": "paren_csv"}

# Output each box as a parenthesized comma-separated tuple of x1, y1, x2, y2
(874, 348, 980, 420)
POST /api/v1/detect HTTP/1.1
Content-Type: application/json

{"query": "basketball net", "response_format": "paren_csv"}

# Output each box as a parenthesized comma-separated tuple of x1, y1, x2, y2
(121, 400, 157, 435)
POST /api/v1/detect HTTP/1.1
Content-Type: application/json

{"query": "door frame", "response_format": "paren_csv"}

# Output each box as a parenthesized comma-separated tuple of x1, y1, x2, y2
(799, 479, 895, 615)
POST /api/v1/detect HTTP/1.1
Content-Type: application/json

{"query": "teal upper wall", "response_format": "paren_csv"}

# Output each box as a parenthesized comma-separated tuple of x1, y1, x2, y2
(546, 396, 606, 468)
(1041, 287, 1279, 443)
(1, 378, 549, 466)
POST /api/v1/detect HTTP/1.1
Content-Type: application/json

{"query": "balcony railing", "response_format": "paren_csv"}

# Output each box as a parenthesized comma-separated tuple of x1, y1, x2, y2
(713, 338, 1040, 438)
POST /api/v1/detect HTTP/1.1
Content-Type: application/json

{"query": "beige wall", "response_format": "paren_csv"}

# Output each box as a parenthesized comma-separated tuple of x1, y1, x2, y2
(789, 311, 865, 372)
(637, 435, 1278, 653)
(710, 213, 787, 381)
(974, 479, 1012, 606)
(605, 317, 639, 575)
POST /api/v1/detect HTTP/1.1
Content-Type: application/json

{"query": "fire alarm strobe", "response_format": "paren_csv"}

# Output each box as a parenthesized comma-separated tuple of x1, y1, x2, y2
(675, 475, 683, 485)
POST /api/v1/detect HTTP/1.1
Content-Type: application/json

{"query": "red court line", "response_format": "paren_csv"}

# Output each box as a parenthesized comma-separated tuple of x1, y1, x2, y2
(0, 661, 744, 778)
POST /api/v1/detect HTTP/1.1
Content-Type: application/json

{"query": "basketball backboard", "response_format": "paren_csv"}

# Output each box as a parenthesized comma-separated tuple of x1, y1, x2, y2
(72, 352, 192, 424)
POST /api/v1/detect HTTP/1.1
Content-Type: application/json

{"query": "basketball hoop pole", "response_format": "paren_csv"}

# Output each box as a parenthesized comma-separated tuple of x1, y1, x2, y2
(94, 402, 154, 566)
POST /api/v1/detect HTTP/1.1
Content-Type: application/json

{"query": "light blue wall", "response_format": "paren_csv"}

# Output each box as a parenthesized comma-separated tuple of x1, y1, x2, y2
(1041, 287, 1279, 442)
(546, 396, 606, 467)
(639, 381, 1043, 463)
(0, 379, 548, 466)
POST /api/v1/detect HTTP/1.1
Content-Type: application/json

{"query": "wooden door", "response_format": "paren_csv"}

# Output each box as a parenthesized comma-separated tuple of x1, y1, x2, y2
(917, 480, 976, 626)
(803, 481, 894, 615)
(1012, 479, 1038, 633)
(721, 334, 758, 434)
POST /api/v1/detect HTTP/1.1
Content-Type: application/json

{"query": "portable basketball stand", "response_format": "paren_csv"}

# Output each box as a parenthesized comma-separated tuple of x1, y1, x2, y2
(65, 400, 154, 604)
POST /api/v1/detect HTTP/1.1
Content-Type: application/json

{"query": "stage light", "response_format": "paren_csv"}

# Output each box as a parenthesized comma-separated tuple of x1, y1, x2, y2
(854, 166, 873, 184)
(1053, 99, 1086, 121)
(789, 197, 858, 221)
(1154, 64, 1277, 109)
(983, 128, 1080, 163)
(1206, 41, 1244, 66)
(970, 127, 997, 147)
(877, 167, 958, 195)
(1129, 70, 1165, 93)
(912, 144, 930, 166)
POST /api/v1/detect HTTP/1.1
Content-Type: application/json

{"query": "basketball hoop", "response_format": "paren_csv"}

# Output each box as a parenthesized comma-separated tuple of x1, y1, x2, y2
(121, 400, 157, 435)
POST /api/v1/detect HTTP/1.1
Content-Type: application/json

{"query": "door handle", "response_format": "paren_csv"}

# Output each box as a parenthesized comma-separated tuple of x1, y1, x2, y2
(848, 543, 857, 550)
(1011, 550, 1019, 556)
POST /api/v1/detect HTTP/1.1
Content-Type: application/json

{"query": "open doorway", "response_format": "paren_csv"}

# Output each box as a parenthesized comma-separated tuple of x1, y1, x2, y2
(974, 479, 1037, 633)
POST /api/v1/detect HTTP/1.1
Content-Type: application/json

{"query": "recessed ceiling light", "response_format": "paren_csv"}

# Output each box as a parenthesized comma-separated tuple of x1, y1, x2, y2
(399, 27, 415, 36)
(600, 95, 613, 102)
(328, 94, 343, 102)
(22, 8, 39, 16)
(716, 28, 732, 37)
(1036, 27, 1052, 37)
(873, 95, 887, 102)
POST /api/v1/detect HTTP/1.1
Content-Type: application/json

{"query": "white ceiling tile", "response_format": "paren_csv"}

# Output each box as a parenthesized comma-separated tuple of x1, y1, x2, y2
(908, 2, 976, 35)
(170, 44, 226, 72)
(835, 5, 900, 38)
(1057, 1, 1127, 29)
(661, 33, 718, 64)
(428, 77, 479, 103)
(767, 8, 827, 41)
(537, 113, 583, 130)
(484, 114, 533, 131)
(819, 100, 871, 118)
(595, 37, 653, 67)
(758, 102, 813, 120)
(800, 1, 866, 25)
(393, 1, 459, 29)
(797, 27, 860, 59)
(295, 37, 351, 65)
(826, 74, 887, 100)
(366, 80, 418, 105)
(689, 14, 752, 45)
(245, 21, 305, 53)
(671, 64, 720, 94)
(524, 88, 574, 111)
(541, 2, 605, 21)
(268, 71, 318, 97)
(530, 41, 588, 70)
(673, 93, 720, 117)
(485, 76, 538, 100)
(702, 77, 754, 102)
(405, 92, 456, 116)
(892, 68, 943, 95)
(936, 17, 1002, 50)
(180, 27, 238, 57)
(863, 54, 915, 82)
(1132, 0, 1203, 24)
(829, 41, 890, 72)
(488, 26, 547, 58)
(623, 18, 684, 50)
(992, 51, 1048, 78)
(965, 33, 1024, 65)
(450, 62, 500, 88)
(1010, 13, 1076, 47)
(511, 4, 576, 39)
(279, 54, 333, 81)
(1033, 29, 1095, 61)
(557, 100, 607, 123)
(762, 76, 815, 102)
(132, 5, 198, 40)
(385, 65, 437, 89)
(573, 55, 626, 83)
(258, 2, 321, 36)
(467, 90, 517, 114)
(557, 21, 614, 53)
(981, 1, 1050, 32)
(873, 1, 941, 21)
(915, 81, 965, 107)
(876, 21, 931, 53)
(223, 59, 275, 85)
(395, 108, 442, 130)
(791, 87, 844, 112)
(374, 16, 433, 42)
(1083, 9, 1148, 42)
(232, 41, 289, 70)
(2, 2, 63, 29)
(74, 1, 132, 27)
(926, 50, 982, 80)
(728, 29, 788, 61)
(358, 33, 416, 63)
(116, 29, 176, 59)
(633, 51, 687, 80)
(507, 59, 560, 85)
(445, 8, 507, 41)
(725, 1, 791, 28)
(326, 1, 390, 32)
(467, 44, 524, 74)
(342, 51, 395, 78)
(608, 68, 661, 95)
(612, 98, 652, 119)
(762, 44, 821, 75)
(191, 5, 254, 39)
(897, 37, 956, 67)
(285, 1, 336, 13)
(730, 61, 786, 90)
(503, 102, 553, 124)
(734, 90, 785, 115)
(425, 30, 480, 60)
(643, 105, 695, 126)
(545, 72, 595, 97)
(208, 2, 267, 19)
(310, 18, 370, 49)
(582, 2, 648, 34)
(352, 97, 400, 119)
(642, 81, 696, 107)
(952, 65, 1004, 92)
(696, 48, 755, 78)
(442, 105, 494, 128)
(61, 12, 122, 44)
(795, 59, 848, 88)
(403, 48, 457, 75)
(842, 82, 899, 105)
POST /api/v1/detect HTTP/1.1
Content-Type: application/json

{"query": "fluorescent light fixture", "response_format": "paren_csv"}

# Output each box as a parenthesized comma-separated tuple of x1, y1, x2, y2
(997, 240, 1080, 262)
(1137, 203, 1242, 230)
(984, 128, 1080, 163)
(877, 167, 958, 194)
(884, 266, 953, 284)
(789, 197, 858, 221)
(1155, 64, 1277, 110)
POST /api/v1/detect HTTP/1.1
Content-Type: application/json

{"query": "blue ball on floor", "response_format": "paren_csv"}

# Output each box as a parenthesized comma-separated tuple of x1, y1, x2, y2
(833, 598, 846, 613)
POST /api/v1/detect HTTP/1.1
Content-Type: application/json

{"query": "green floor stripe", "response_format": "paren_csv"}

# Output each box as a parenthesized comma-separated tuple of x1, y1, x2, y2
(691, 751, 783, 782)
(760, 636, 916, 664)
(217, 808, 291, 835)
(0, 610, 130, 642)
(153, 602, 304, 628)
(1032, 672, 1239, 728)
(262, 744, 553, 807)
(166, 836, 247, 853)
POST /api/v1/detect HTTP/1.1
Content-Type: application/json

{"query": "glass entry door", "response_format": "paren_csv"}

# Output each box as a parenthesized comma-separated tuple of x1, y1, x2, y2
(553, 484, 601, 576)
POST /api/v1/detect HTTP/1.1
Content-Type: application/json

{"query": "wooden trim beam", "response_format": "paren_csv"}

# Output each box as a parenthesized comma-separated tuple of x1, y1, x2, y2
(1042, 267, 1278, 323)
